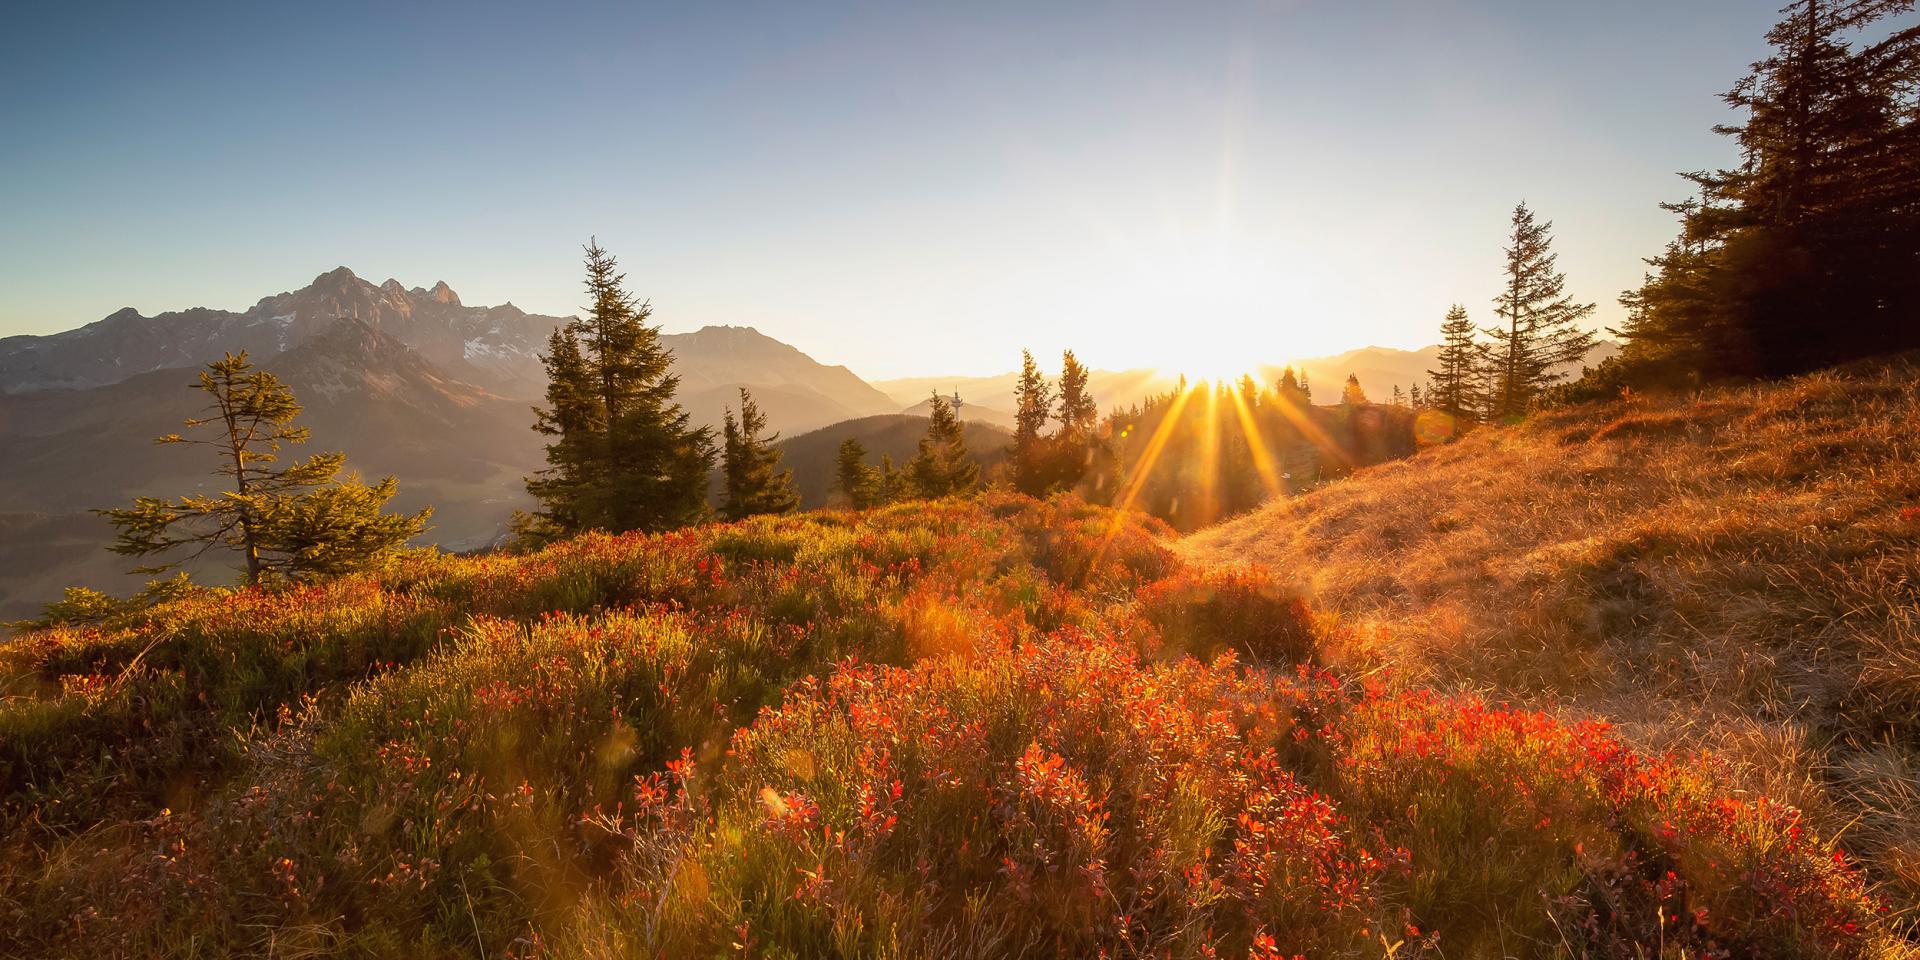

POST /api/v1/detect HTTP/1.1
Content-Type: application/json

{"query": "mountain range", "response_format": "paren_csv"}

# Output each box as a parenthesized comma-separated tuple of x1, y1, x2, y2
(0, 266, 1615, 618)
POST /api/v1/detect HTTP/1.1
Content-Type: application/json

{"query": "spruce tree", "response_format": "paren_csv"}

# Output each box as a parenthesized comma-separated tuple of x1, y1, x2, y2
(877, 454, 907, 504)
(1486, 204, 1596, 417)
(1055, 350, 1099, 434)
(525, 327, 601, 538)
(834, 437, 881, 509)
(719, 388, 800, 521)
(1276, 367, 1309, 410)
(526, 240, 715, 534)
(908, 391, 978, 498)
(1427, 304, 1487, 421)
(1617, 1, 1918, 377)
(1010, 350, 1054, 496)
(98, 352, 428, 585)
(1340, 373, 1368, 406)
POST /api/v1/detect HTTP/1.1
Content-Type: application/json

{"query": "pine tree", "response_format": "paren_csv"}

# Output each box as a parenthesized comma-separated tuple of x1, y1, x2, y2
(1616, 1, 1918, 377)
(834, 437, 881, 509)
(1276, 367, 1309, 410)
(1055, 349, 1099, 434)
(719, 388, 800, 521)
(1409, 383, 1424, 409)
(1298, 372, 1312, 404)
(1486, 204, 1597, 417)
(525, 327, 601, 538)
(526, 240, 715, 534)
(908, 391, 978, 498)
(1427, 304, 1487, 421)
(1010, 350, 1054, 496)
(1340, 373, 1368, 406)
(877, 454, 907, 504)
(97, 352, 428, 585)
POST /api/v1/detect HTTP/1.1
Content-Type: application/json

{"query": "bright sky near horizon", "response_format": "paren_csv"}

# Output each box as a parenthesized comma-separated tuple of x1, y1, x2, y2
(2, 1, 1782, 378)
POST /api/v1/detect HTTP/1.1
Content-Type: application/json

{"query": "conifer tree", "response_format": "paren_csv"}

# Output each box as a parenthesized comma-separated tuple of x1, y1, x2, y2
(1276, 367, 1309, 410)
(1486, 204, 1596, 417)
(1427, 304, 1486, 421)
(1340, 373, 1368, 406)
(719, 388, 800, 521)
(1298, 372, 1312, 404)
(1010, 350, 1054, 496)
(1390, 384, 1405, 407)
(908, 391, 978, 498)
(98, 352, 428, 585)
(1055, 349, 1099, 434)
(1615, 1, 1918, 377)
(834, 437, 881, 509)
(1409, 383, 1424, 409)
(877, 454, 907, 504)
(526, 240, 715, 534)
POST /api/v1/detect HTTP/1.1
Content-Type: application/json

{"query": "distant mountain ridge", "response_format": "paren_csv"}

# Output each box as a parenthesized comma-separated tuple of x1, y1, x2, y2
(0, 269, 903, 435)
(0, 270, 900, 618)
(0, 267, 564, 397)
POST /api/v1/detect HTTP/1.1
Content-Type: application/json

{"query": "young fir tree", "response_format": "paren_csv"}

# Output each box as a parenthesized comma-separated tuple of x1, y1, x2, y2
(1427, 303, 1486, 421)
(1485, 204, 1596, 418)
(1409, 383, 1424, 409)
(908, 391, 978, 498)
(527, 240, 715, 535)
(1340, 373, 1368, 406)
(1009, 350, 1055, 496)
(834, 437, 882, 509)
(718, 388, 800, 521)
(97, 352, 428, 585)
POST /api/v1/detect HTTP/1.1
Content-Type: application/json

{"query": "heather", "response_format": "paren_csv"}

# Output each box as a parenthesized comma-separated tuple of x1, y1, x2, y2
(1, 494, 1896, 957)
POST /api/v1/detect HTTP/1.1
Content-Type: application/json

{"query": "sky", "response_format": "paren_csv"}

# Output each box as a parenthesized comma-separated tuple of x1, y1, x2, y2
(1, 1, 1784, 379)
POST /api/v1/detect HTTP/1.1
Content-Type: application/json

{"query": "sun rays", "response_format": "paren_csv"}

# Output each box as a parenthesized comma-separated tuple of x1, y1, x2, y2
(1094, 369, 1375, 560)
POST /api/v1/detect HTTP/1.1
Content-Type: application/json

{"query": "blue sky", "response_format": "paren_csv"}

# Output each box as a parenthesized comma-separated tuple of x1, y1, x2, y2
(1, 1, 1782, 377)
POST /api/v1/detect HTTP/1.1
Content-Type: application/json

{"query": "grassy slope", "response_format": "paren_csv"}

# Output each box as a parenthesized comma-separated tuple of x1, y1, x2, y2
(1183, 357, 1920, 912)
(0, 492, 1897, 958)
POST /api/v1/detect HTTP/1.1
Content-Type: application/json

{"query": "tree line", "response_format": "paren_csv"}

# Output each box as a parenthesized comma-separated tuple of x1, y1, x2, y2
(1578, 0, 1917, 395)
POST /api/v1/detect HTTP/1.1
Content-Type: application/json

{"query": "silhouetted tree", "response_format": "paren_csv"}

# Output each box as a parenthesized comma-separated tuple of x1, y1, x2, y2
(1055, 350, 1099, 434)
(1010, 350, 1054, 495)
(1614, 0, 1919, 378)
(908, 391, 978, 497)
(1486, 204, 1596, 417)
(1340, 373, 1368, 406)
(834, 437, 881, 509)
(527, 240, 715, 536)
(719, 388, 800, 521)
(98, 352, 428, 585)
(1427, 304, 1486, 421)
(1276, 367, 1310, 411)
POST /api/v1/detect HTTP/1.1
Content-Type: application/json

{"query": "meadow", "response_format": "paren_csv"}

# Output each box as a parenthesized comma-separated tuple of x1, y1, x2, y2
(1187, 356, 1920, 929)
(0, 493, 1897, 957)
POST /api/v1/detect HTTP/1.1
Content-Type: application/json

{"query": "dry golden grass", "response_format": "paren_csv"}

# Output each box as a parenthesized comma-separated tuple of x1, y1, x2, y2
(1182, 356, 1920, 918)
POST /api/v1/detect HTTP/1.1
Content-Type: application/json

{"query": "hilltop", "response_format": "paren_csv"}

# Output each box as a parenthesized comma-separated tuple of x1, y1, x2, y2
(1183, 357, 1920, 907)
